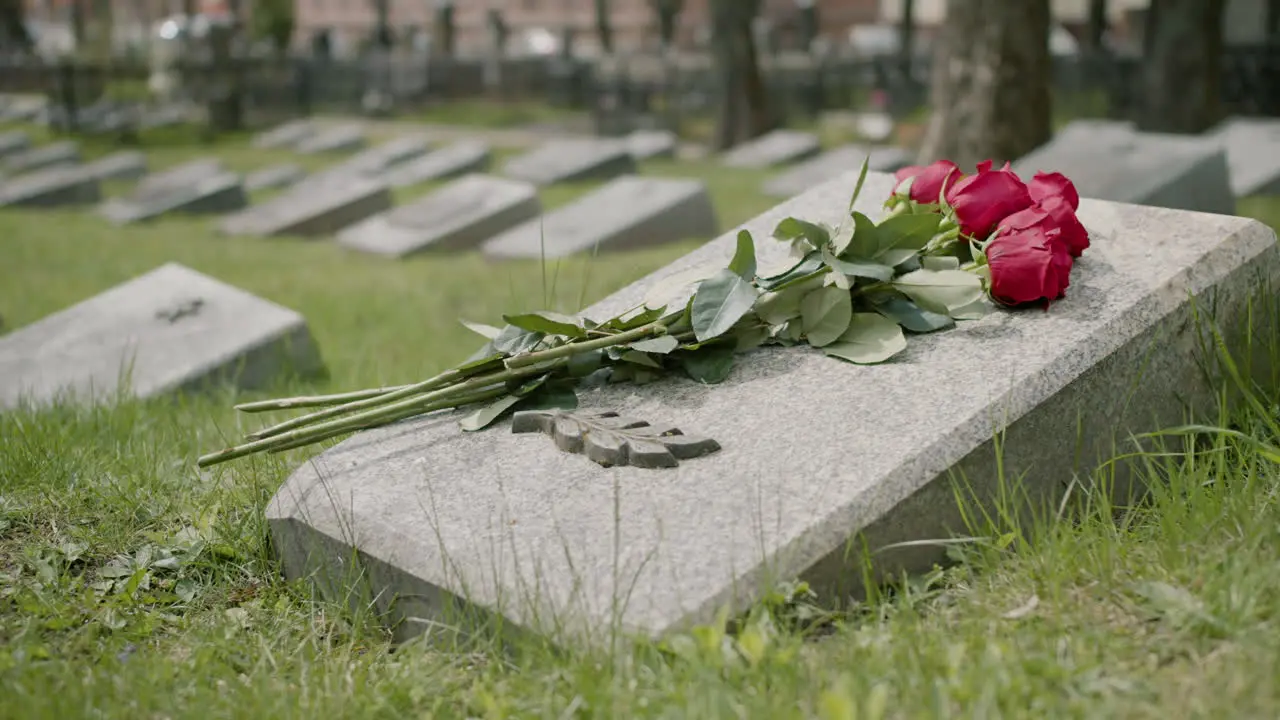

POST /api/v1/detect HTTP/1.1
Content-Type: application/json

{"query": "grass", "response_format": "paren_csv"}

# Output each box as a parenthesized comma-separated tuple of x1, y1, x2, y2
(4, 122, 1280, 718)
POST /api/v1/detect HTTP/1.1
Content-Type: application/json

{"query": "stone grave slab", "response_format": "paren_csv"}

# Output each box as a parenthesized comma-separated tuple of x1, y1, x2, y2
(84, 150, 149, 182)
(333, 134, 431, 177)
(500, 138, 637, 186)
(1208, 116, 1280, 197)
(0, 263, 323, 411)
(482, 176, 718, 259)
(253, 119, 315, 150)
(295, 124, 367, 155)
(245, 163, 307, 193)
(100, 171, 247, 224)
(337, 174, 540, 257)
(763, 144, 913, 198)
(625, 129, 678, 160)
(2, 140, 80, 175)
(0, 165, 101, 208)
(268, 168, 1279, 649)
(383, 140, 492, 188)
(720, 129, 821, 169)
(0, 96, 45, 122)
(133, 158, 226, 197)
(1012, 123, 1235, 215)
(0, 130, 31, 159)
(220, 176, 392, 238)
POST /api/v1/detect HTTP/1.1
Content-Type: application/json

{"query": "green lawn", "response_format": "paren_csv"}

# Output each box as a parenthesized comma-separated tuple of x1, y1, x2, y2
(4, 124, 1280, 719)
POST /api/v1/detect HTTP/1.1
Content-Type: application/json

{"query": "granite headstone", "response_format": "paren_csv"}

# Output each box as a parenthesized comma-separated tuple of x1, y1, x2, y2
(1207, 116, 1280, 197)
(383, 140, 492, 188)
(220, 176, 392, 237)
(295, 124, 367, 155)
(3, 140, 80, 175)
(84, 150, 149, 182)
(763, 144, 912, 198)
(625, 129, 678, 161)
(0, 165, 101, 208)
(245, 163, 307, 193)
(501, 138, 637, 185)
(253, 119, 316, 150)
(0, 130, 31, 159)
(331, 134, 430, 177)
(721, 129, 821, 169)
(100, 171, 247, 224)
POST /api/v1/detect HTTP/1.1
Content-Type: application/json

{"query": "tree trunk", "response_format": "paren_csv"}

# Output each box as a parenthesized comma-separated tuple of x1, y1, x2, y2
(0, 0, 33, 52)
(709, 0, 771, 151)
(1268, 0, 1280, 39)
(71, 0, 86, 50)
(434, 3, 455, 56)
(1137, 0, 1226, 134)
(595, 0, 613, 54)
(898, 0, 915, 77)
(916, 0, 1052, 169)
(1087, 0, 1108, 51)
(650, 0, 682, 49)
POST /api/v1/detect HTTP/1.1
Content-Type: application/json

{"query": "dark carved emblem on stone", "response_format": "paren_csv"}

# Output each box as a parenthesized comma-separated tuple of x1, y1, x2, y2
(510, 409, 720, 469)
(155, 297, 205, 324)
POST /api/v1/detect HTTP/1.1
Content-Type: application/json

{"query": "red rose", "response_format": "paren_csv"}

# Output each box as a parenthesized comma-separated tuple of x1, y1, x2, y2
(891, 160, 963, 205)
(944, 160, 1034, 240)
(985, 226, 1074, 306)
(997, 195, 1090, 258)
(1027, 171, 1080, 211)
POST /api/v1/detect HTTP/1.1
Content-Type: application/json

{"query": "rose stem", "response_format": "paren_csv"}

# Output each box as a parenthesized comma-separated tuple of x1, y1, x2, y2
(234, 385, 412, 413)
(197, 358, 568, 468)
(503, 321, 667, 369)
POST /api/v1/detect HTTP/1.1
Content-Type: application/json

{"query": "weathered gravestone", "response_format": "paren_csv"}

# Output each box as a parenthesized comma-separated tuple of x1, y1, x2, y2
(84, 150, 149, 182)
(134, 158, 226, 196)
(295, 124, 367, 155)
(501, 138, 637, 185)
(721, 129, 821, 169)
(99, 171, 247, 224)
(763, 144, 912, 198)
(337, 174, 540, 257)
(331, 134, 430, 177)
(253, 119, 316, 150)
(0, 165, 101, 208)
(482, 176, 718, 259)
(2, 140, 80, 175)
(382, 140, 492, 188)
(1207, 117, 1280, 197)
(1012, 121, 1235, 215)
(0, 96, 45, 122)
(245, 163, 307, 193)
(267, 168, 1279, 649)
(0, 130, 31, 159)
(220, 176, 392, 238)
(625, 129, 678, 160)
(0, 263, 323, 411)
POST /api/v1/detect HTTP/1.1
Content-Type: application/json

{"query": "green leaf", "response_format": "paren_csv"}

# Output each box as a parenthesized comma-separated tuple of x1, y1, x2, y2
(847, 155, 871, 212)
(628, 335, 679, 354)
(873, 295, 955, 333)
(519, 386, 579, 412)
(772, 217, 831, 247)
(567, 348, 604, 377)
(729, 229, 757, 280)
(845, 211, 880, 258)
(800, 285, 853, 347)
(458, 393, 525, 432)
(892, 268, 985, 318)
(491, 324, 544, 355)
(609, 304, 666, 330)
(922, 255, 961, 271)
(681, 347, 736, 384)
(620, 350, 663, 368)
(824, 313, 908, 364)
(874, 214, 943, 258)
(755, 274, 824, 325)
(642, 264, 717, 310)
(734, 324, 772, 352)
(502, 311, 586, 338)
(690, 268, 759, 343)
(456, 352, 506, 376)
(758, 251, 824, 289)
(820, 244, 894, 283)
(459, 319, 502, 340)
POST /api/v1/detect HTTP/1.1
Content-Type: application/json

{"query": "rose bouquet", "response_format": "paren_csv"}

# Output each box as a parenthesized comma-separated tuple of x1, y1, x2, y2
(198, 158, 1090, 469)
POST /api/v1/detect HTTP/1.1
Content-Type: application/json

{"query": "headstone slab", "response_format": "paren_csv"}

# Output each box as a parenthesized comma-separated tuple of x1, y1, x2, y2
(268, 169, 1279, 649)
(720, 129, 822, 169)
(245, 163, 307, 193)
(295, 124, 367, 155)
(625, 129, 678, 160)
(99, 171, 248, 225)
(763, 144, 913, 198)
(501, 138, 638, 186)
(482, 176, 719, 259)
(84, 150, 149, 182)
(253, 119, 316, 150)
(135, 158, 226, 197)
(0, 165, 101, 208)
(1012, 125, 1236, 216)
(3, 140, 81, 174)
(0, 263, 323, 410)
(0, 130, 32, 159)
(219, 177, 393, 238)
(333, 134, 431, 177)
(1208, 116, 1280, 197)
(383, 140, 492, 188)
(337, 174, 540, 257)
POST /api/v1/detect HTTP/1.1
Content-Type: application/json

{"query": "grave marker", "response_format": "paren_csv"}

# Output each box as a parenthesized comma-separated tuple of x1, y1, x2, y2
(1012, 121, 1235, 215)
(1208, 116, 1280, 197)
(383, 140, 492, 188)
(0, 263, 323, 410)
(720, 129, 821, 169)
(763, 144, 912, 198)
(625, 129, 678, 160)
(245, 163, 307, 193)
(100, 171, 247, 224)
(295, 124, 367, 155)
(84, 150, 149, 182)
(253, 119, 315, 149)
(2, 140, 80, 175)
(501, 138, 637, 185)
(268, 169, 1279, 649)
(332, 134, 431, 177)
(0, 165, 101, 207)
(220, 176, 392, 237)
(0, 130, 31, 158)
(482, 176, 718, 259)
(337, 174, 540, 257)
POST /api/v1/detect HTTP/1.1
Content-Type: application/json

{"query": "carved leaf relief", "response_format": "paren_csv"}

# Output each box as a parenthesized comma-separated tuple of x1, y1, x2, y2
(509, 409, 721, 469)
